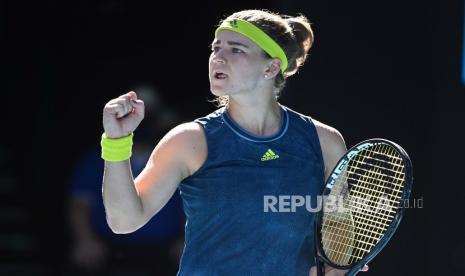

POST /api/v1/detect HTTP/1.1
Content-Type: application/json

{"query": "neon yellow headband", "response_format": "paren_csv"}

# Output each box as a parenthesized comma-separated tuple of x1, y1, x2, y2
(215, 18, 288, 73)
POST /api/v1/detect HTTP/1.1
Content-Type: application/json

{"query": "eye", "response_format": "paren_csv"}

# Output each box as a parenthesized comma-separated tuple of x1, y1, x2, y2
(232, 48, 244, 54)
(211, 46, 220, 53)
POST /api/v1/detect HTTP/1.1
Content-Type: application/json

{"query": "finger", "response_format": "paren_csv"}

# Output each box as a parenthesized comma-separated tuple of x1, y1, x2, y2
(360, 264, 369, 272)
(108, 97, 130, 106)
(105, 103, 129, 118)
(309, 266, 316, 276)
(112, 99, 133, 117)
(130, 99, 145, 117)
(124, 100, 133, 116)
(127, 91, 138, 100)
(118, 91, 138, 101)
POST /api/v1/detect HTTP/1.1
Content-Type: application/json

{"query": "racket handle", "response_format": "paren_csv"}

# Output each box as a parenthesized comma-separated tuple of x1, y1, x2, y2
(316, 257, 324, 276)
(346, 264, 364, 276)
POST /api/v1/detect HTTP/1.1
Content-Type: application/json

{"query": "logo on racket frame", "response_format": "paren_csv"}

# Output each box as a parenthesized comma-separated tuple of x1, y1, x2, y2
(326, 142, 373, 189)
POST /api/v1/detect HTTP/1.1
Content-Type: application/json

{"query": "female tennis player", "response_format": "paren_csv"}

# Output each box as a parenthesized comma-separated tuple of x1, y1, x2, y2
(101, 9, 367, 275)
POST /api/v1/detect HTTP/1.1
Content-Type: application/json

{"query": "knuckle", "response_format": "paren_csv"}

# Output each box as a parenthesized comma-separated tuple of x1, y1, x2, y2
(114, 99, 127, 105)
(105, 104, 117, 111)
(108, 98, 120, 104)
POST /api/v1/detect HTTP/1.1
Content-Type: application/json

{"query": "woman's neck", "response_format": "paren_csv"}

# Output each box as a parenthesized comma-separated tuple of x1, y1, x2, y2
(226, 96, 281, 137)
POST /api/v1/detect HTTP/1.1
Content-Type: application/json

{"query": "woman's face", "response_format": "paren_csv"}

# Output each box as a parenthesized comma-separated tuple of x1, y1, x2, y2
(209, 30, 271, 97)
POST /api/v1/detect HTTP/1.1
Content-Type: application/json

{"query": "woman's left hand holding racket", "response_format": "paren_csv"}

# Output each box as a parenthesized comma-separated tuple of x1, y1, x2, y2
(309, 264, 369, 275)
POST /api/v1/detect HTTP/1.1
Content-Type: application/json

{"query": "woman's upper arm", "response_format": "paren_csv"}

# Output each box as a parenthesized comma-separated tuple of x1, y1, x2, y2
(134, 122, 207, 222)
(314, 120, 347, 181)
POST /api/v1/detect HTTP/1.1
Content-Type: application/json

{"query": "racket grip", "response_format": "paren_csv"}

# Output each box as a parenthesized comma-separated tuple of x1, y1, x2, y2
(316, 257, 324, 276)
(345, 264, 362, 276)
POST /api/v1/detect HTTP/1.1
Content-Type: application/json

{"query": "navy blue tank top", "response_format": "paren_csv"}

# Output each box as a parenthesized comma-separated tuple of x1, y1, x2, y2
(177, 105, 325, 276)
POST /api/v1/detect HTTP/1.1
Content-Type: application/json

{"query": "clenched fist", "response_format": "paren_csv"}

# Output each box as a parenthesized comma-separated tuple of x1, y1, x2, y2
(102, 91, 145, 138)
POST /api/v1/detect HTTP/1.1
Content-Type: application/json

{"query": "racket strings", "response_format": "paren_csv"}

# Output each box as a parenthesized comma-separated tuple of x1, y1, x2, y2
(351, 144, 403, 261)
(322, 164, 354, 264)
(347, 144, 403, 263)
(321, 143, 406, 266)
(343, 161, 405, 189)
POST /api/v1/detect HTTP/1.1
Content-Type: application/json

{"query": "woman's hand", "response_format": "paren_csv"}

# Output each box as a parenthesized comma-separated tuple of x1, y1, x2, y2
(309, 264, 369, 276)
(103, 91, 145, 138)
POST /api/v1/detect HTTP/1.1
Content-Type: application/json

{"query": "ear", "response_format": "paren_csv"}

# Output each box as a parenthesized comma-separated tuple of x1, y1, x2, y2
(264, 58, 282, 79)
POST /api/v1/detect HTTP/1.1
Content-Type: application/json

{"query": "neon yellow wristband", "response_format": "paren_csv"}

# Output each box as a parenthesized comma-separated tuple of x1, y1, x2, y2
(101, 133, 133, 162)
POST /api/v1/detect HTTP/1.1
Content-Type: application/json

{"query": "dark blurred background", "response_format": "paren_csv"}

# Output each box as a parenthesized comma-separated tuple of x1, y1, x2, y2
(3, 0, 464, 275)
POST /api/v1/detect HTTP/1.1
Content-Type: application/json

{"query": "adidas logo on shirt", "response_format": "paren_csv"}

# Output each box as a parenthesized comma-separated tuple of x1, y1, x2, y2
(261, 149, 280, 161)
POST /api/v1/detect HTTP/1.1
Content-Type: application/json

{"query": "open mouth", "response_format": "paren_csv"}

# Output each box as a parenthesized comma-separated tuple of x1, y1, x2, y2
(214, 71, 228, 80)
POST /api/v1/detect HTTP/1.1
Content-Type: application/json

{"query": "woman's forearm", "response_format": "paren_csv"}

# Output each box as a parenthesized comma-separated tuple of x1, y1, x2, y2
(102, 159, 144, 234)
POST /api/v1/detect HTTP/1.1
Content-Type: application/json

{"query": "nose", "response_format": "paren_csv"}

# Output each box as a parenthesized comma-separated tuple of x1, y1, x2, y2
(212, 51, 226, 64)
(213, 56, 226, 64)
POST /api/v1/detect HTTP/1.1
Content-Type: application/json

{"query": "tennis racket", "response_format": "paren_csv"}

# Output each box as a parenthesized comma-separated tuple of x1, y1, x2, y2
(314, 139, 413, 275)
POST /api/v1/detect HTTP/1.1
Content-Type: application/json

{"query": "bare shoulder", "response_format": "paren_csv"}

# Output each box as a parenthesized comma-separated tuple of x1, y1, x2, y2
(160, 122, 205, 146)
(151, 121, 207, 178)
(312, 119, 346, 150)
(133, 122, 206, 222)
(312, 119, 347, 179)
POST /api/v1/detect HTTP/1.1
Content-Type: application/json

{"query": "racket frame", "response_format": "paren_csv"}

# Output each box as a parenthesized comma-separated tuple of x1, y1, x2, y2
(314, 138, 413, 275)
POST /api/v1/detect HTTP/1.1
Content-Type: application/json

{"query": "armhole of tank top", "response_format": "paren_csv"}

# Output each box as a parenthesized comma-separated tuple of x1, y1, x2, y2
(305, 116, 326, 175)
(181, 119, 210, 181)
